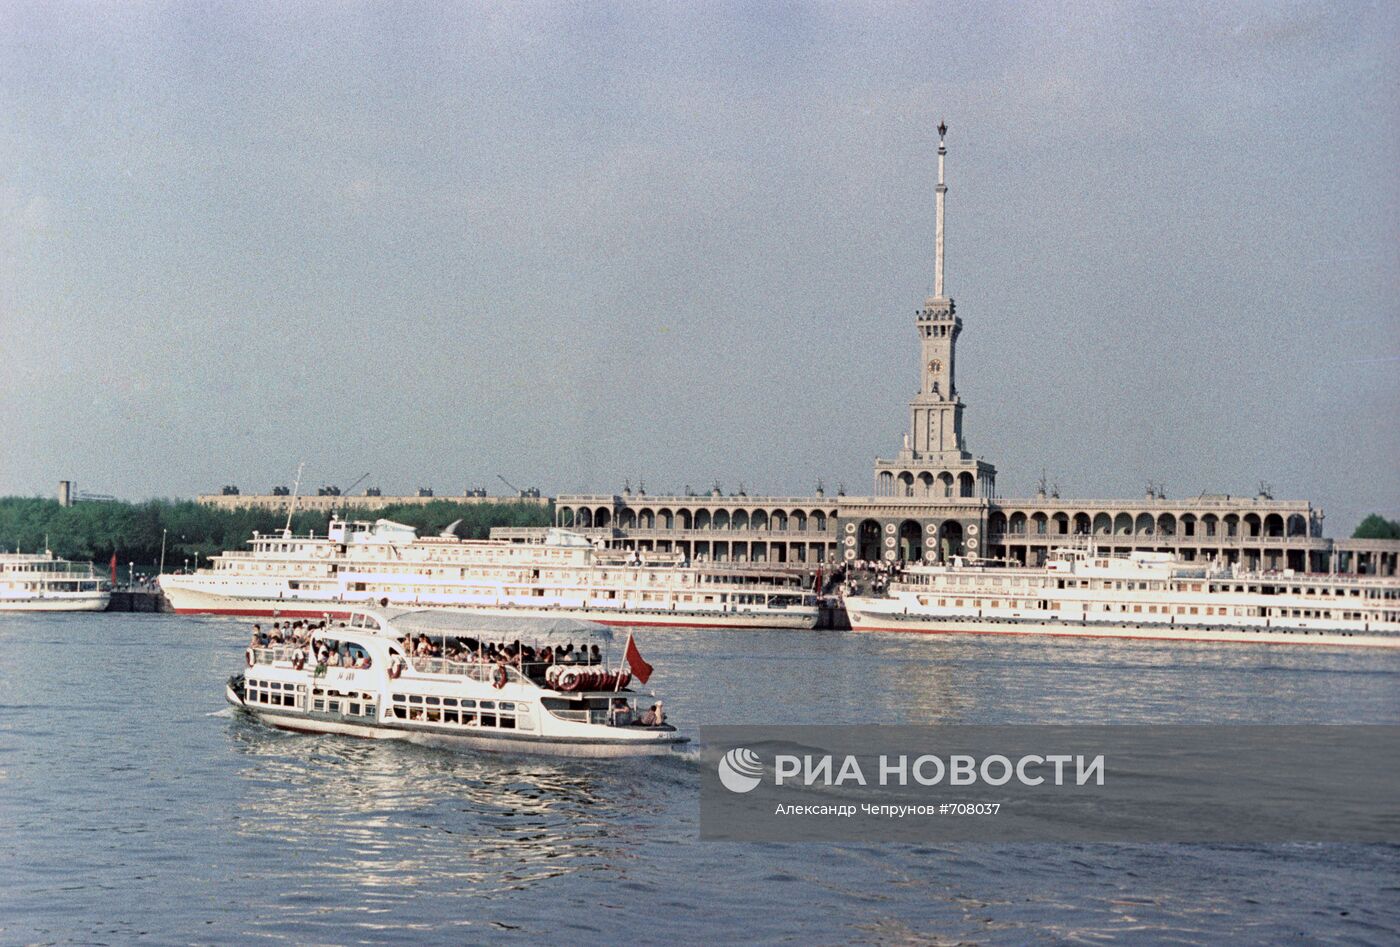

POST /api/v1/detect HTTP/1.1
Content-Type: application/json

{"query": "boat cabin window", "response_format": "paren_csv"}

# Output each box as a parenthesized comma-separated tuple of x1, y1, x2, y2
(246, 679, 303, 708)
(388, 693, 516, 728)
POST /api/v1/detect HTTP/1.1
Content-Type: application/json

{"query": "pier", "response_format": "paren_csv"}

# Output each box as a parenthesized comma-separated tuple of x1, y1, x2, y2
(107, 591, 168, 613)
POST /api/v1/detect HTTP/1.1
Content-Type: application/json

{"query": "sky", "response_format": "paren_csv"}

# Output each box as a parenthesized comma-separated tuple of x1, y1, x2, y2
(2, 1, 1397, 533)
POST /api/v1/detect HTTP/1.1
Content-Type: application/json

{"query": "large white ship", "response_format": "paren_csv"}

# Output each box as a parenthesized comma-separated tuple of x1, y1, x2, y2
(0, 551, 112, 611)
(845, 547, 1400, 649)
(161, 518, 820, 628)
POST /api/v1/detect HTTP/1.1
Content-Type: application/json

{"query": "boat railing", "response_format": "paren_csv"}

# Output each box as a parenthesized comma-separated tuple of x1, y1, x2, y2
(247, 645, 301, 666)
(407, 656, 532, 685)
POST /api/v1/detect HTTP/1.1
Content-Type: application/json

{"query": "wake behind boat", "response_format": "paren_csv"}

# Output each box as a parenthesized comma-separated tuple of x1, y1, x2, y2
(845, 547, 1400, 649)
(226, 609, 687, 757)
(165, 518, 819, 629)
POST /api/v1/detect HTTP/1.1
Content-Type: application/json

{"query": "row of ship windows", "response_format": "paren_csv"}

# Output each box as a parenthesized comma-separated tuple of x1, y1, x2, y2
(255, 543, 564, 558)
(0, 582, 104, 591)
(917, 598, 1380, 620)
(220, 561, 791, 589)
(215, 575, 785, 606)
(246, 680, 305, 708)
(930, 575, 1384, 598)
(246, 681, 382, 718)
(339, 583, 723, 604)
(390, 694, 518, 728)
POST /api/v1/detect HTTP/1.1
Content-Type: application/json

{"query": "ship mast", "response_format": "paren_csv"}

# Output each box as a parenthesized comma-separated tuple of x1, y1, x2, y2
(282, 461, 305, 537)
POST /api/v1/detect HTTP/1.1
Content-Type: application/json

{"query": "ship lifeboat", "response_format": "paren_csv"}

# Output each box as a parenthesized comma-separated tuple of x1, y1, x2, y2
(545, 664, 632, 692)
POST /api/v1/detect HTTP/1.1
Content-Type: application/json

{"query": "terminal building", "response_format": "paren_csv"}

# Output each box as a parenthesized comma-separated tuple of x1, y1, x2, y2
(497, 124, 1397, 578)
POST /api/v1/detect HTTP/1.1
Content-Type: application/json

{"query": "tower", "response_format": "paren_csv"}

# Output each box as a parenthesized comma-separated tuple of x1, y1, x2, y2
(912, 120, 964, 459)
(873, 121, 996, 500)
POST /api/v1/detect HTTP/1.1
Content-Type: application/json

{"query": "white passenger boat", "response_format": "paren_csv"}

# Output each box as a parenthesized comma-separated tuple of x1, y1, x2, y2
(845, 547, 1400, 649)
(164, 518, 819, 629)
(226, 610, 687, 757)
(0, 551, 111, 611)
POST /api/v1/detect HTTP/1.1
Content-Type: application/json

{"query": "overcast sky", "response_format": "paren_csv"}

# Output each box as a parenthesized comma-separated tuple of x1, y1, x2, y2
(2, 1, 1396, 532)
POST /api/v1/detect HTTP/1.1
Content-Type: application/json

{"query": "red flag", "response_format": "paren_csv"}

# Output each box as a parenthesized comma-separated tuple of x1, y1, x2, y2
(624, 633, 653, 685)
(813, 567, 823, 597)
(109, 553, 118, 585)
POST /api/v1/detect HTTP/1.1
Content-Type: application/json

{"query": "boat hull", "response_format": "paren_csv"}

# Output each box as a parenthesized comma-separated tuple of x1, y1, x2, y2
(172, 585, 817, 629)
(0, 593, 111, 612)
(225, 685, 688, 757)
(845, 604, 1400, 649)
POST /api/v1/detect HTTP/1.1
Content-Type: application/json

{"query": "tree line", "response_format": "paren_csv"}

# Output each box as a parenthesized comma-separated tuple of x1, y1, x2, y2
(0, 497, 554, 573)
(1352, 514, 1400, 540)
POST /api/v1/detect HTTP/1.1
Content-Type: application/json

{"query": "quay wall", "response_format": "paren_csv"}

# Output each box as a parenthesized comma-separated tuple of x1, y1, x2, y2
(107, 591, 169, 612)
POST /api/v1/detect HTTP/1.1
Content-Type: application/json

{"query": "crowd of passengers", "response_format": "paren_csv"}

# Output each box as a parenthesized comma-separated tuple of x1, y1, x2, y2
(399, 634, 603, 669)
(247, 620, 607, 676)
(249, 620, 373, 668)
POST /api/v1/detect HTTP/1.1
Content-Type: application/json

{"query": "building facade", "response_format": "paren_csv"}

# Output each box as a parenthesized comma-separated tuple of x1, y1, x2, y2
(496, 124, 1397, 578)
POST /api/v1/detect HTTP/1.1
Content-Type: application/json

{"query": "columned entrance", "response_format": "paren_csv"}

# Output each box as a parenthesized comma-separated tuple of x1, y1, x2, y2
(938, 521, 964, 561)
(898, 520, 922, 561)
(857, 519, 882, 561)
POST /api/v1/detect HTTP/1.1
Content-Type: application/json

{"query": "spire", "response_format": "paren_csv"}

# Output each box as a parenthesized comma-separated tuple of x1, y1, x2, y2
(934, 120, 948, 299)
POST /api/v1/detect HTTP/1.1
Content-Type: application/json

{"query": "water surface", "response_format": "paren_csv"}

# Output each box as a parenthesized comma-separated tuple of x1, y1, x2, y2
(1, 614, 1396, 944)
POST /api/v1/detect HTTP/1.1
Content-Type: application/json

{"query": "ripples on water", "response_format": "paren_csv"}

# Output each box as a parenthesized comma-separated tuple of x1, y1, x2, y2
(1, 614, 1397, 944)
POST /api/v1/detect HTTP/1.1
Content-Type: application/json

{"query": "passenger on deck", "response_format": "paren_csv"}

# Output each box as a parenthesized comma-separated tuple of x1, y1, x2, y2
(249, 625, 263, 648)
(640, 701, 665, 726)
(590, 645, 602, 665)
(609, 699, 633, 726)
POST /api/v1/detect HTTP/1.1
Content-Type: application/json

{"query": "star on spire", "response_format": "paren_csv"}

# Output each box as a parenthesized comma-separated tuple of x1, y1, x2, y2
(937, 120, 947, 140)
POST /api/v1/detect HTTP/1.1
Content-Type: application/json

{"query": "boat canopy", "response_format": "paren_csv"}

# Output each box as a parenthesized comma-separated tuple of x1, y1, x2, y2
(544, 528, 595, 548)
(383, 609, 615, 643)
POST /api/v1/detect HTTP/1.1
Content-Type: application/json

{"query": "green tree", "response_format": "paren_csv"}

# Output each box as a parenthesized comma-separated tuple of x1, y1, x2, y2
(0, 496, 552, 575)
(1352, 514, 1400, 540)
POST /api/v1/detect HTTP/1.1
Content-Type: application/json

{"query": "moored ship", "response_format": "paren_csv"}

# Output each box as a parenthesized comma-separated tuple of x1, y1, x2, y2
(227, 609, 686, 757)
(0, 551, 112, 611)
(845, 547, 1400, 648)
(162, 518, 819, 628)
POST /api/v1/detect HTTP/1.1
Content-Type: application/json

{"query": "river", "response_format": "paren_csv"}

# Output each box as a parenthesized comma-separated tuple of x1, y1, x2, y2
(1, 613, 1396, 944)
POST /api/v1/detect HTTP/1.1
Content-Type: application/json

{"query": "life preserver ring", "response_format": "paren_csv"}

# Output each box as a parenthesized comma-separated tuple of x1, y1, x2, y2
(245, 648, 255, 668)
(493, 664, 508, 690)
(388, 658, 404, 680)
(292, 649, 306, 671)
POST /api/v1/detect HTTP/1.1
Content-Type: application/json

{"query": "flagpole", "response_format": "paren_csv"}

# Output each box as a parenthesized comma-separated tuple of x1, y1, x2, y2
(615, 632, 630, 692)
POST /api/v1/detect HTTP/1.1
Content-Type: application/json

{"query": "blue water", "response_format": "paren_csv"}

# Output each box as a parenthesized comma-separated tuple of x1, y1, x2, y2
(1, 613, 1397, 944)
